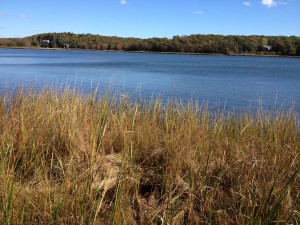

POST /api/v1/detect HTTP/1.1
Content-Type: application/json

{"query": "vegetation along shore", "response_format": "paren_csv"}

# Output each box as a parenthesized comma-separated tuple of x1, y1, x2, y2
(0, 86, 299, 224)
(1, 32, 300, 56)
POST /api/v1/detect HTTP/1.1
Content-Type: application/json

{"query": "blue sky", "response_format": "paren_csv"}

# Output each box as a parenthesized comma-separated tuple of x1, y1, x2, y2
(0, 0, 299, 38)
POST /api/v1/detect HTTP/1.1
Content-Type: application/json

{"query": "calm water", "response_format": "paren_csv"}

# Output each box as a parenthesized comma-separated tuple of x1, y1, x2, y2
(1, 48, 300, 113)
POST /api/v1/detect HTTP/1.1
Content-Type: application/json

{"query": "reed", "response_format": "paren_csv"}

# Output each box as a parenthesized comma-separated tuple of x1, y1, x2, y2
(0, 86, 299, 224)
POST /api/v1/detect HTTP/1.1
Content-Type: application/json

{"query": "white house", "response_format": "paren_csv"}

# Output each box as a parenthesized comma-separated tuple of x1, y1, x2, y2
(41, 40, 50, 47)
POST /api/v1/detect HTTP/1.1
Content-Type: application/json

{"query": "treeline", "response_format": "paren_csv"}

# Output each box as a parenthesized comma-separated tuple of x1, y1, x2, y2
(1, 32, 300, 55)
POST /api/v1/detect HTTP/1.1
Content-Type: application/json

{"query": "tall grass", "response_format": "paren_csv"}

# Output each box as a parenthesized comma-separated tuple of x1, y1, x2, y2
(0, 86, 299, 224)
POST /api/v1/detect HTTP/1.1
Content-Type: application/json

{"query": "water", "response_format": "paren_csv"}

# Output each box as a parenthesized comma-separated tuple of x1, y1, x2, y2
(1, 48, 300, 113)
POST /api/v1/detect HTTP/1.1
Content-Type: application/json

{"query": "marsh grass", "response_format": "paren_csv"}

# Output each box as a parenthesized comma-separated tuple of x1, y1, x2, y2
(0, 86, 299, 224)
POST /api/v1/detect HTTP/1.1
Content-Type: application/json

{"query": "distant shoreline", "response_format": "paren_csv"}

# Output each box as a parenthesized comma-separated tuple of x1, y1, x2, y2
(1, 46, 300, 58)
(2, 32, 300, 57)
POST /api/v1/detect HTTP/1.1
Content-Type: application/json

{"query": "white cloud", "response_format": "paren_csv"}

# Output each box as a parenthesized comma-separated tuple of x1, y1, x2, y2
(120, 0, 127, 5)
(261, 0, 277, 7)
(195, 11, 204, 15)
(243, 2, 251, 6)
(261, 0, 287, 7)
(0, 12, 8, 16)
(19, 13, 27, 19)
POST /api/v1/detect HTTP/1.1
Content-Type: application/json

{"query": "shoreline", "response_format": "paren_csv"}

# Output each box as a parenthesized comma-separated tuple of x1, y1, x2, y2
(1, 46, 300, 58)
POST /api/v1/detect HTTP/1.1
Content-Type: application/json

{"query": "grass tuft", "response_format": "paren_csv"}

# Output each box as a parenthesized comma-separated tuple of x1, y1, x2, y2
(0, 86, 299, 224)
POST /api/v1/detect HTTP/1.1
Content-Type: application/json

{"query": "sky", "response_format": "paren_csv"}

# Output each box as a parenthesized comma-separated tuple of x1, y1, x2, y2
(0, 0, 299, 38)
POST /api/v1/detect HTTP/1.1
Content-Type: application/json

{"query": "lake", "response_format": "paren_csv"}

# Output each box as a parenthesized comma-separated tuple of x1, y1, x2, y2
(1, 48, 300, 113)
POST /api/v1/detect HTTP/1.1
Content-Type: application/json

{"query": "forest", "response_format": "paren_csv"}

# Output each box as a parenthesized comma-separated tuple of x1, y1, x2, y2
(1, 32, 300, 56)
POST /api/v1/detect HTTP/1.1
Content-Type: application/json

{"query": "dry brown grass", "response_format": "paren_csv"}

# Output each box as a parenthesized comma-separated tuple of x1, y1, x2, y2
(0, 86, 299, 224)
